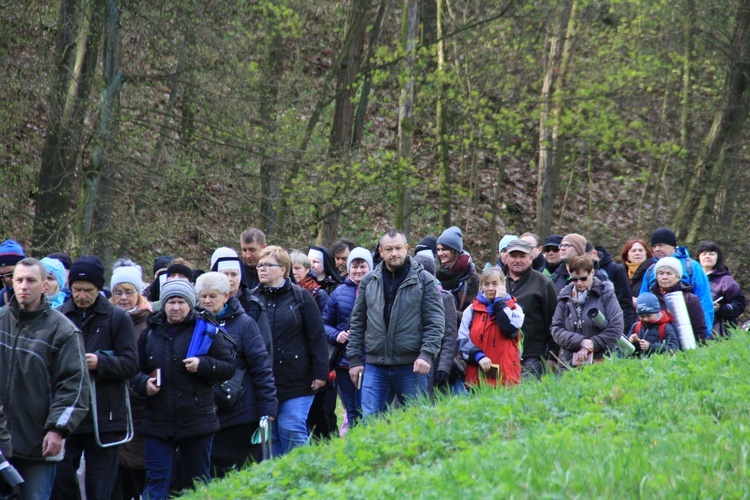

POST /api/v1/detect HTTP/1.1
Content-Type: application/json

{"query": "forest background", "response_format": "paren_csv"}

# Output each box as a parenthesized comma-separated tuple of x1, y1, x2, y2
(2, 0, 749, 287)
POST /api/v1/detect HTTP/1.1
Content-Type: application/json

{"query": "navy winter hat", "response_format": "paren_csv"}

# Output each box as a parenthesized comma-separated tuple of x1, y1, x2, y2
(415, 235, 437, 258)
(0, 240, 25, 267)
(46, 252, 72, 270)
(636, 292, 661, 315)
(153, 255, 175, 275)
(543, 235, 563, 249)
(437, 226, 464, 254)
(69, 255, 106, 290)
(650, 227, 677, 247)
(166, 263, 193, 281)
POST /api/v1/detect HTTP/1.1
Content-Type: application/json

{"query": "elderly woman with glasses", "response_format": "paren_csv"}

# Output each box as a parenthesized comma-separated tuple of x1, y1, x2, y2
(551, 256, 623, 369)
(250, 246, 328, 457)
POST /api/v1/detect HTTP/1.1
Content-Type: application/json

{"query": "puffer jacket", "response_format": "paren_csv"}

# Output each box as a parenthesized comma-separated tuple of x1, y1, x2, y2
(708, 268, 746, 337)
(133, 310, 235, 440)
(347, 256, 444, 367)
(323, 277, 358, 369)
(215, 296, 278, 426)
(551, 278, 623, 366)
(60, 295, 138, 435)
(0, 298, 90, 460)
(251, 280, 329, 402)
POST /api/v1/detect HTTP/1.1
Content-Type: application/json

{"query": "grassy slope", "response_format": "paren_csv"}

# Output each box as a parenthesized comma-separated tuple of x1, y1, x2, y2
(186, 333, 750, 498)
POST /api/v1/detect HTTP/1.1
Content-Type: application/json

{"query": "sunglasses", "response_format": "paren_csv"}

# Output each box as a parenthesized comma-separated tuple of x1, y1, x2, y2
(569, 275, 591, 283)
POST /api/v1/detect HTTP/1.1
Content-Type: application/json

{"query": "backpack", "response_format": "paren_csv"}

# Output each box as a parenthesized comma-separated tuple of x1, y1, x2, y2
(633, 312, 673, 342)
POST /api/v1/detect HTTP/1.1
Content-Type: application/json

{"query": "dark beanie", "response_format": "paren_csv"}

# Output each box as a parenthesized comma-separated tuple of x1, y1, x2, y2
(0, 240, 25, 267)
(166, 263, 193, 281)
(650, 227, 677, 247)
(437, 226, 464, 254)
(69, 256, 105, 289)
(415, 235, 437, 257)
(153, 255, 174, 275)
(46, 252, 72, 270)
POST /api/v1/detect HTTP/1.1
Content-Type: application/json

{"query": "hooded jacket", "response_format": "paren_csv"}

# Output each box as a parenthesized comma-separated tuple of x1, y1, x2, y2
(60, 295, 138, 435)
(551, 278, 623, 366)
(347, 256, 444, 367)
(0, 298, 90, 460)
(323, 277, 358, 369)
(639, 246, 714, 333)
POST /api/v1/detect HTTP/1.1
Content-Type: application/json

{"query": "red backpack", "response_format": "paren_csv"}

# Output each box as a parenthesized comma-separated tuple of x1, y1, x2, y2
(633, 312, 673, 341)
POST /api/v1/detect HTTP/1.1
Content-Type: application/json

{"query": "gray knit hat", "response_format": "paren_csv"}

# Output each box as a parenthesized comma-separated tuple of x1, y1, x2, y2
(160, 279, 196, 310)
(414, 254, 436, 276)
(346, 247, 373, 274)
(437, 226, 464, 254)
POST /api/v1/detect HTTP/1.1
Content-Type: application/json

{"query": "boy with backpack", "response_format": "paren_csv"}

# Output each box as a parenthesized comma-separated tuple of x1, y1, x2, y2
(627, 292, 681, 355)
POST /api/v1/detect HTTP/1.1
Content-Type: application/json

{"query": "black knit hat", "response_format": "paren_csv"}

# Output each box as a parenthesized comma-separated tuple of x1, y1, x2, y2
(166, 263, 193, 281)
(415, 235, 438, 257)
(650, 227, 677, 247)
(69, 255, 106, 290)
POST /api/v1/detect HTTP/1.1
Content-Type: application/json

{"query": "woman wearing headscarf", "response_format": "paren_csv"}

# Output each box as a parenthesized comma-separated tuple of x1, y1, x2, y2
(307, 245, 343, 296)
(133, 279, 234, 499)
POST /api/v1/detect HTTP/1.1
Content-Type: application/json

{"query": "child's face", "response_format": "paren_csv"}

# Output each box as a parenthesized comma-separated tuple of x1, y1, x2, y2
(481, 275, 506, 301)
(639, 313, 658, 323)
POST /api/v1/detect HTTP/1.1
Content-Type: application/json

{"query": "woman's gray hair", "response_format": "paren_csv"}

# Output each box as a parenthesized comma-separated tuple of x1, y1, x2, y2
(195, 271, 231, 295)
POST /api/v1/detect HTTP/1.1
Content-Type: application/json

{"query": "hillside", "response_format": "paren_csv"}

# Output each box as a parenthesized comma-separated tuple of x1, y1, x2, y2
(185, 332, 750, 498)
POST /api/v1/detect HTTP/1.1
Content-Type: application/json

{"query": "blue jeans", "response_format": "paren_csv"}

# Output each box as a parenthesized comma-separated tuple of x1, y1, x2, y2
(9, 458, 56, 500)
(360, 364, 428, 421)
(272, 395, 314, 457)
(336, 368, 362, 425)
(143, 434, 213, 500)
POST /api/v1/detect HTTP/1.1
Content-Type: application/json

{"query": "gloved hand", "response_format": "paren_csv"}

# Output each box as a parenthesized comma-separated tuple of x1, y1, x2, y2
(434, 370, 449, 387)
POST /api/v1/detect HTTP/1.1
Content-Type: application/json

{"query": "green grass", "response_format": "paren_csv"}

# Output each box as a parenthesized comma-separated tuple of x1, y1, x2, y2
(185, 331, 750, 498)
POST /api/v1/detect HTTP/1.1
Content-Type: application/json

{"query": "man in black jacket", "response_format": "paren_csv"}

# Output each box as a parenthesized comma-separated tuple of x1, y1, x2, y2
(54, 256, 138, 500)
(504, 240, 559, 379)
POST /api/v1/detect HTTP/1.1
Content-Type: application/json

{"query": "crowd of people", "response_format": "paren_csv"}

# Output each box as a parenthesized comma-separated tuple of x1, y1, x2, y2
(0, 224, 745, 499)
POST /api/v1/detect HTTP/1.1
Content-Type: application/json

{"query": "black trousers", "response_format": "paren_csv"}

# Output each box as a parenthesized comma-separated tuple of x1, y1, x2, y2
(52, 432, 121, 500)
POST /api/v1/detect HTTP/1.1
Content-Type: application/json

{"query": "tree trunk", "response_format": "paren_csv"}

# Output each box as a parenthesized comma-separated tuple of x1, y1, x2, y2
(679, 0, 696, 156)
(436, 0, 451, 228)
(34, 0, 102, 254)
(89, 0, 122, 274)
(675, 0, 750, 244)
(258, 17, 284, 239)
(395, 0, 419, 238)
(536, 0, 575, 237)
(352, 0, 391, 148)
(317, 0, 371, 246)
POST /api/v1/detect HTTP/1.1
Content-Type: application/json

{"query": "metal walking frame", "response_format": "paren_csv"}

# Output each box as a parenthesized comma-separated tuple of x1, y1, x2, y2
(89, 375, 135, 448)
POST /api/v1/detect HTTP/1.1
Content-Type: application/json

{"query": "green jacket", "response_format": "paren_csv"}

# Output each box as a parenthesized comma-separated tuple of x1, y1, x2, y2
(347, 256, 444, 367)
(0, 298, 90, 460)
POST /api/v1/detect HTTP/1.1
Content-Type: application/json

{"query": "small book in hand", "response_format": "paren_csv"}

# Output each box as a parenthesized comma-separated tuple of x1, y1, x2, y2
(487, 364, 501, 379)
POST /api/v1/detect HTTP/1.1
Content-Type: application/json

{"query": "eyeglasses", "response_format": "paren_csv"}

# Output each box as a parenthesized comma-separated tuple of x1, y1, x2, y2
(0, 273, 12, 280)
(569, 275, 591, 283)
(543, 247, 560, 253)
(113, 290, 136, 297)
(558, 243, 573, 249)
(257, 263, 283, 270)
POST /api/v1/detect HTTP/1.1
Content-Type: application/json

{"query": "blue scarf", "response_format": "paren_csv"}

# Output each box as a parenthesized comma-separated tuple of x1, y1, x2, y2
(476, 291, 509, 317)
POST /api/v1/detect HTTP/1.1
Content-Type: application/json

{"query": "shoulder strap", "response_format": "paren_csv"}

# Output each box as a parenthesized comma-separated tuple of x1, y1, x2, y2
(110, 306, 126, 346)
(291, 283, 306, 310)
(658, 323, 667, 342)
(685, 258, 693, 279)
(634, 321, 642, 335)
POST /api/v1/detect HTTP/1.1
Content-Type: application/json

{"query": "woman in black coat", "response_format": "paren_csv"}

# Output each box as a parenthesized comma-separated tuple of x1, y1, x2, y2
(251, 246, 329, 457)
(133, 279, 234, 500)
(620, 239, 655, 301)
(196, 272, 277, 474)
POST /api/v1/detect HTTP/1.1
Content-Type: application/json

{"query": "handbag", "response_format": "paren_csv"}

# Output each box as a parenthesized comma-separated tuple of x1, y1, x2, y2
(214, 368, 246, 409)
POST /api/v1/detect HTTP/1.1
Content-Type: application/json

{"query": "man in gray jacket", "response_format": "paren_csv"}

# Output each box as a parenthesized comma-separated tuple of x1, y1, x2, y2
(0, 258, 89, 499)
(347, 228, 444, 420)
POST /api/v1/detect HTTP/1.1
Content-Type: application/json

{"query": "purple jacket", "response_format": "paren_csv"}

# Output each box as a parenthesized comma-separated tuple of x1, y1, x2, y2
(708, 268, 746, 336)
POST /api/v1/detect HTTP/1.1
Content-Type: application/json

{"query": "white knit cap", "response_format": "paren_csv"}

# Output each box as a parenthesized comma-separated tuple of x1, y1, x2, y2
(346, 247, 373, 273)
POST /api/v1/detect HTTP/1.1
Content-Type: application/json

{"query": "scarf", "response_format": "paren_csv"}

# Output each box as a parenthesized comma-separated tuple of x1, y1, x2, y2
(436, 253, 473, 309)
(571, 287, 590, 323)
(46, 291, 66, 310)
(625, 261, 641, 280)
(298, 274, 320, 297)
(476, 290, 508, 318)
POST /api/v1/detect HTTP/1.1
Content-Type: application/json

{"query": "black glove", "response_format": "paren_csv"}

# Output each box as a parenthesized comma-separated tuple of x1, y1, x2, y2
(434, 370, 449, 387)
